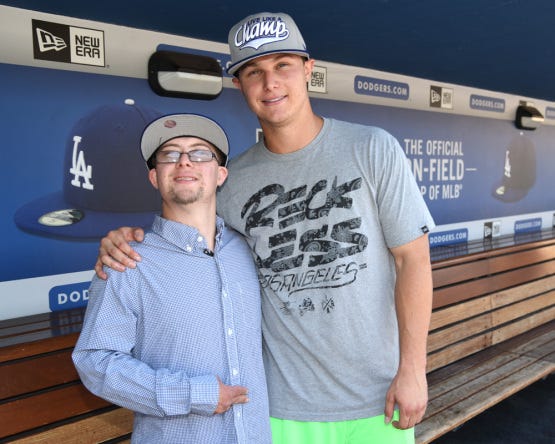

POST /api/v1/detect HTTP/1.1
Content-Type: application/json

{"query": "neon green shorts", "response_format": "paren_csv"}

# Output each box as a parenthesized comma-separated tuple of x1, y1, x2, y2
(270, 412, 414, 444)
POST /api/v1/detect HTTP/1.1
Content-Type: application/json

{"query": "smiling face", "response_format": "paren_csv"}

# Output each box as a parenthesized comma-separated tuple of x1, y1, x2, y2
(148, 136, 228, 213)
(233, 53, 314, 130)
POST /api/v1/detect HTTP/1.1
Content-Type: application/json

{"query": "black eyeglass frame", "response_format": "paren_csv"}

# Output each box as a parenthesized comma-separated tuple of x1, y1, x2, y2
(155, 149, 218, 165)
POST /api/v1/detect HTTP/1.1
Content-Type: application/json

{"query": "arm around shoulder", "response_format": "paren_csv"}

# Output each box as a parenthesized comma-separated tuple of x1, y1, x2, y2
(95, 226, 145, 279)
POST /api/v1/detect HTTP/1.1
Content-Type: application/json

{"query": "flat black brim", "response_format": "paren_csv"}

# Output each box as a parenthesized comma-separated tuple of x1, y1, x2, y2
(14, 191, 159, 240)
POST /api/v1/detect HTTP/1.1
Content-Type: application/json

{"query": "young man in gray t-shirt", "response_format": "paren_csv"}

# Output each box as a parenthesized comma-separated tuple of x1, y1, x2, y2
(96, 12, 435, 444)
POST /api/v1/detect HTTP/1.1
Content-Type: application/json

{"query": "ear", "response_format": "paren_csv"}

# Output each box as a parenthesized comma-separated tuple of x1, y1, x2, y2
(304, 58, 315, 82)
(232, 76, 242, 91)
(148, 168, 159, 190)
(217, 166, 229, 187)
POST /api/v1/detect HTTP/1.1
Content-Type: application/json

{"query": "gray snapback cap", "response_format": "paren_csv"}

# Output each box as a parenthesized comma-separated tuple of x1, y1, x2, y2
(227, 12, 309, 75)
(141, 114, 229, 165)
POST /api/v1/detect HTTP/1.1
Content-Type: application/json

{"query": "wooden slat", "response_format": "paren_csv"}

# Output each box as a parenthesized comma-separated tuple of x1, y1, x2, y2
(9, 408, 133, 444)
(431, 234, 555, 270)
(426, 354, 537, 416)
(0, 312, 54, 330)
(0, 333, 80, 363)
(0, 320, 78, 342)
(486, 245, 555, 272)
(0, 307, 84, 328)
(417, 325, 555, 443)
(0, 308, 85, 344)
(427, 324, 555, 402)
(428, 290, 555, 353)
(0, 314, 84, 339)
(428, 313, 492, 354)
(501, 324, 555, 360)
(429, 295, 490, 331)
(0, 384, 110, 438)
(427, 333, 491, 372)
(432, 261, 555, 309)
(491, 305, 555, 345)
(417, 359, 554, 443)
(432, 245, 555, 287)
(427, 320, 555, 386)
(428, 351, 519, 400)
(427, 306, 555, 371)
(490, 275, 555, 308)
(0, 350, 78, 400)
(430, 275, 555, 331)
(0, 320, 56, 339)
(432, 259, 489, 287)
(491, 291, 555, 325)
(0, 325, 83, 349)
(416, 330, 555, 443)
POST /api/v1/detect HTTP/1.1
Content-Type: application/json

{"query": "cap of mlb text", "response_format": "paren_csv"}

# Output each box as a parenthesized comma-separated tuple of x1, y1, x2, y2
(492, 134, 536, 203)
(14, 100, 162, 239)
(141, 113, 229, 166)
(227, 12, 309, 76)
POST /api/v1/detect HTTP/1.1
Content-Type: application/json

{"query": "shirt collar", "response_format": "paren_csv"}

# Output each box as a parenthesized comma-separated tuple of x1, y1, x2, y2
(151, 215, 226, 254)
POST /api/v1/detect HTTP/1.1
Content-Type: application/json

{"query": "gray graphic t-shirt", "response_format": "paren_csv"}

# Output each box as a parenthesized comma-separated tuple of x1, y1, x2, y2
(217, 118, 435, 421)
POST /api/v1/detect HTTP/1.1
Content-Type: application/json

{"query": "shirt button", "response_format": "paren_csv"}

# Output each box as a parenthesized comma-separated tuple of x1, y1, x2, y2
(197, 235, 203, 242)
(237, 411, 242, 418)
(222, 290, 228, 298)
(232, 368, 238, 376)
(185, 245, 192, 252)
(227, 328, 233, 336)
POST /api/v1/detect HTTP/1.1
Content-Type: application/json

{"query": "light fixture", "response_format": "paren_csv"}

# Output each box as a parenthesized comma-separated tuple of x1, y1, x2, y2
(148, 50, 222, 100)
(515, 101, 544, 130)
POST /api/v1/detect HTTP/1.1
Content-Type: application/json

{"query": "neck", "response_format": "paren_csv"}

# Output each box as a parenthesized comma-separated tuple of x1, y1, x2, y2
(162, 202, 218, 250)
(261, 112, 324, 154)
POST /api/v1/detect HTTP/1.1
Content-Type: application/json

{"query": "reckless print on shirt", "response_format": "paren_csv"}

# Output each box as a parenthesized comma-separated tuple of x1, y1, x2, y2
(240, 175, 368, 315)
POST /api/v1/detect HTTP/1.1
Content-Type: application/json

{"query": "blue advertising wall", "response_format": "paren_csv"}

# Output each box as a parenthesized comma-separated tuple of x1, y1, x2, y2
(1, 5, 554, 319)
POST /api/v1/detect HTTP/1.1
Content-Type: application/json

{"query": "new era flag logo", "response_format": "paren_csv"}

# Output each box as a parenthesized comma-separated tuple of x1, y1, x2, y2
(36, 28, 67, 52)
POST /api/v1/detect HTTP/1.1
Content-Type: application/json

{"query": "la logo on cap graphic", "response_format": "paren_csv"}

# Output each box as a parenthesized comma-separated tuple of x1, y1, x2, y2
(14, 99, 162, 239)
(69, 135, 94, 191)
(234, 15, 290, 50)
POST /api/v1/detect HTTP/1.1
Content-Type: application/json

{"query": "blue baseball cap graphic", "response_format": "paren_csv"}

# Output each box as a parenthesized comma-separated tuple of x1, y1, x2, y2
(492, 134, 536, 203)
(14, 99, 162, 239)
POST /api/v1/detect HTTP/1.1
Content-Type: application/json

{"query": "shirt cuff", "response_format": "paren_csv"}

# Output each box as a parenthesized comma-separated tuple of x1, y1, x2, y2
(189, 374, 219, 415)
(155, 371, 219, 416)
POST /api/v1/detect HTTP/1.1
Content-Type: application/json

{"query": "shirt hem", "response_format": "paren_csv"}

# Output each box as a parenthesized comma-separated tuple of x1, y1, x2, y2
(269, 406, 385, 422)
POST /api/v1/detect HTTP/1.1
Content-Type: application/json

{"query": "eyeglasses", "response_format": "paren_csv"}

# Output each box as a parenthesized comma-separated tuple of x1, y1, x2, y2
(155, 149, 217, 164)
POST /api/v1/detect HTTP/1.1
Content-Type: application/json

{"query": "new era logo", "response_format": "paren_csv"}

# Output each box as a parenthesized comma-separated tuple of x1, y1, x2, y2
(36, 28, 67, 52)
(32, 19, 105, 67)
(430, 85, 453, 109)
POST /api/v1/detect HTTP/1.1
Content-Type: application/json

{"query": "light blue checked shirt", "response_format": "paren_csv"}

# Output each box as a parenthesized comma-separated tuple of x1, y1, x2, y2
(73, 215, 271, 443)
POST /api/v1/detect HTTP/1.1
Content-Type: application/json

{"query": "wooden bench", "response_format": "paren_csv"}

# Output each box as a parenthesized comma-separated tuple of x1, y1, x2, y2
(416, 230, 555, 443)
(1, 231, 554, 443)
(0, 308, 133, 443)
